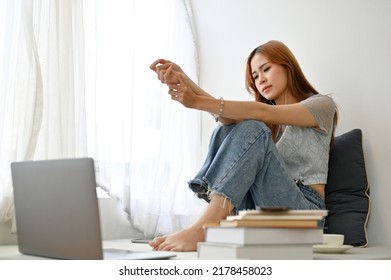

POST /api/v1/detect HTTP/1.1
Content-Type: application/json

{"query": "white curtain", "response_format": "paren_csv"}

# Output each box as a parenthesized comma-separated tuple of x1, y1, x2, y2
(83, 0, 206, 238)
(0, 0, 44, 225)
(0, 0, 206, 237)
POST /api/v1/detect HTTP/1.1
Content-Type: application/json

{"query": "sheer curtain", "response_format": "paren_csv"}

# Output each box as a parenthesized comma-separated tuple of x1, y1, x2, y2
(0, 0, 87, 225)
(0, 0, 44, 225)
(83, 0, 206, 238)
(0, 0, 206, 237)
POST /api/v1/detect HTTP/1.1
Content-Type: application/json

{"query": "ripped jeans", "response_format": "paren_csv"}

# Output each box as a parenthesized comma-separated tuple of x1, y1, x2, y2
(188, 120, 325, 213)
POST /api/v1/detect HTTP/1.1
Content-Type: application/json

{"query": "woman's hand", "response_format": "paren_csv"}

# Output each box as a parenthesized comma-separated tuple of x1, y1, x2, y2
(168, 73, 198, 109)
(150, 59, 183, 85)
(150, 59, 198, 108)
(149, 58, 238, 124)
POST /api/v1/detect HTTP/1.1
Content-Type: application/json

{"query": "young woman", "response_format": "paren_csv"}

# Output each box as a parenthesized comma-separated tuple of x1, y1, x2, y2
(148, 40, 338, 252)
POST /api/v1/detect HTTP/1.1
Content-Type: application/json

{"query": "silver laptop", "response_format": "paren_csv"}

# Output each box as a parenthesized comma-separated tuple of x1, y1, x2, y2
(11, 158, 176, 260)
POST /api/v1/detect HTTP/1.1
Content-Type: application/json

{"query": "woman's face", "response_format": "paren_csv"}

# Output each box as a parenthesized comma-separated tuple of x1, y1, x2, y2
(250, 53, 289, 105)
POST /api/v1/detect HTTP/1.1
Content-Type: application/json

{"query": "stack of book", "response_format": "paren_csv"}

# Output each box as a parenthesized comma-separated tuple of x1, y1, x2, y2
(197, 208, 327, 260)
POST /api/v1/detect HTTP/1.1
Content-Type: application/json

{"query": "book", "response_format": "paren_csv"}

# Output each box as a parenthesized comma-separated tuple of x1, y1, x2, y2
(204, 226, 323, 245)
(197, 242, 313, 260)
(219, 219, 321, 228)
(239, 209, 328, 217)
(226, 214, 325, 221)
(234, 209, 328, 221)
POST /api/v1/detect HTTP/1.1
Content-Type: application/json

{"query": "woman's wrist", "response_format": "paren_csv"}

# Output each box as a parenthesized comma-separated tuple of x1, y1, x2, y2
(213, 97, 224, 122)
(196, 96, 225, 119)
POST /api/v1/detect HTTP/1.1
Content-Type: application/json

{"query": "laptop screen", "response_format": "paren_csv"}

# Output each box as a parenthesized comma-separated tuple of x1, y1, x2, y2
(11, 158, 103, 259)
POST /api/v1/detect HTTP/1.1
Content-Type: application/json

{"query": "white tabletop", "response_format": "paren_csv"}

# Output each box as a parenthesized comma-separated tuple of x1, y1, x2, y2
(1, 239, 390, 260)
(0, 239, 197, 260)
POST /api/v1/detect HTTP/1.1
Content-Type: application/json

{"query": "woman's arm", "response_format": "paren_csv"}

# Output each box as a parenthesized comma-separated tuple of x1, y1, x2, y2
(196, 97, 317, 127)
(171, 74, 318, 127)
(150, 59, 318, 127)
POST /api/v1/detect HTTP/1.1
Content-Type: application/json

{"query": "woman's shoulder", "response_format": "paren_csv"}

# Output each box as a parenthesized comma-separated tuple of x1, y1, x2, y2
(307, 93, 333, 100)
(302, 93, 335, 106)
(300, 93, 336, 118)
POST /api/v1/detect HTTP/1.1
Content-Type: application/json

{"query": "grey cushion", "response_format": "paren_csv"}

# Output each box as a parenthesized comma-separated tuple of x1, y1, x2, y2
(324, 129, 370, 247)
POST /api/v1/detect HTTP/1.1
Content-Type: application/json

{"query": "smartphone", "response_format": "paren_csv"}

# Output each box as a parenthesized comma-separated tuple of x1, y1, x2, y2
(131, 238, 153, 244)
(257, 206, 289, 212)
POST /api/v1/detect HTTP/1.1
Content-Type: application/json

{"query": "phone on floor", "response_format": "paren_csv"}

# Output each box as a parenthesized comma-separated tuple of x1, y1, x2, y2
(131, 238, 153, 244)
(257, 206, 289, 212)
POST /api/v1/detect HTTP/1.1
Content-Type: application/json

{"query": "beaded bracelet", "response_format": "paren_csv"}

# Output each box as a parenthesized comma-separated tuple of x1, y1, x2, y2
(214, 97, 224, 122)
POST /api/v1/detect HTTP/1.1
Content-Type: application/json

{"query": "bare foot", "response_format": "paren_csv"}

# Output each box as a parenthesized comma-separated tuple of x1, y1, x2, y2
(149, 226, 204, 252)
(149, 194, 234, 252)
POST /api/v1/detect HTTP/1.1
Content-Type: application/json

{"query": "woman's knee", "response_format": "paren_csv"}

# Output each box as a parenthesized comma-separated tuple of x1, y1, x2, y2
(231, 120, 271, 141)
(236, 120, 268, 131)
(213, 120, 268, 137)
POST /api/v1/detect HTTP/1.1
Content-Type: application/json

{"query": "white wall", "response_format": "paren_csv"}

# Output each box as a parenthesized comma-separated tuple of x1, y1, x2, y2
(190, 0, 391, 246)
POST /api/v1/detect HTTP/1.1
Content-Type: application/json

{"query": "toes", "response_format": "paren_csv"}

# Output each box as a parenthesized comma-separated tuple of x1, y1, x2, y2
(149, 236, 166, 249)
(158, 243, 173, 251)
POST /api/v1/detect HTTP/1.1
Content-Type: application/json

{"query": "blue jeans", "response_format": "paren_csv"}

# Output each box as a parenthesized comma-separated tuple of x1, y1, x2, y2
(188, 120, 325, 212)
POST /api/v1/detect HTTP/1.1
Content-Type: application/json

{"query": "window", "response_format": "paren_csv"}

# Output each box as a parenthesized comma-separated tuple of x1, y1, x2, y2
(0, 0, 206, 238)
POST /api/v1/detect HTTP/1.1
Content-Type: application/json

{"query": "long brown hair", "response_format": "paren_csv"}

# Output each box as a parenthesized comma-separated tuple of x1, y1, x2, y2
(245, 40, 338, 145)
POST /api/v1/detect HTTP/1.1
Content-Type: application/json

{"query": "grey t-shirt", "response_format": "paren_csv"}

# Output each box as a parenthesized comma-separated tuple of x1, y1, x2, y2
(276, 94, 336, 185)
